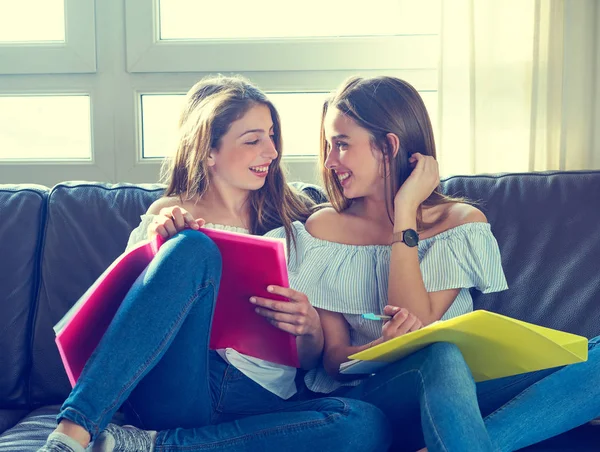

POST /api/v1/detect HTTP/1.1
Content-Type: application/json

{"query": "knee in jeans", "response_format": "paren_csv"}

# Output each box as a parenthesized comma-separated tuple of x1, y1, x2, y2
(426, 342, 467, 368)
(167, 230, 222, 266)
(343, 399, 392, 450)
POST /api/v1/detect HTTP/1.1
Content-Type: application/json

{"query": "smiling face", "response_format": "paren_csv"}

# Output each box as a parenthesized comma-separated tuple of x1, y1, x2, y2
(208, 103, 278, 191)
(323, 107, 386, 200)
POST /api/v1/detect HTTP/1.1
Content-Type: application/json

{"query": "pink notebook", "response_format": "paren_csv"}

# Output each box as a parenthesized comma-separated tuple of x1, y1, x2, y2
(54, 228, 299, 387)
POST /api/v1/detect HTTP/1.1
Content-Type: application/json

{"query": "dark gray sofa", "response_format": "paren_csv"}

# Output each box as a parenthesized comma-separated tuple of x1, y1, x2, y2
(0, 172, 598, 451)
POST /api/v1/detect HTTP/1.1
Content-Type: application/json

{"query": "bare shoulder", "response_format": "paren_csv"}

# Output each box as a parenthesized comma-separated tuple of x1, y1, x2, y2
(444, 203, 487, 229)
(146, 196, 182, 215)
(305, 207, 347, 241)
(421, 202, 487, 239)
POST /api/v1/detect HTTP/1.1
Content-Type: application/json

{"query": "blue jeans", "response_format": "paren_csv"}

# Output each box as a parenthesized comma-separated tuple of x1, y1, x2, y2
(477, 335, 600, 451)
(334, 336, 600, 452)
(337, 342, 493, 452)
(58, 230, 391, 451)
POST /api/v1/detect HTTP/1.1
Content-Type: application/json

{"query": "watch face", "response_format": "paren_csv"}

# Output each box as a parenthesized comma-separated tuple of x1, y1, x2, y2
(403, 229, 419, 247)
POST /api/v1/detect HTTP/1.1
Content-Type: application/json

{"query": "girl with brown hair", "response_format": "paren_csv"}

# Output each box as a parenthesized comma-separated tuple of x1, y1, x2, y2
(38, 75, 390, 452)
(255, 76, 600, 451)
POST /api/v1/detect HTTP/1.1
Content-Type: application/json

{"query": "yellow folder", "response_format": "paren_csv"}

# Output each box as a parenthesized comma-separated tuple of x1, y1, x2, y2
(346, 310, 588, 382)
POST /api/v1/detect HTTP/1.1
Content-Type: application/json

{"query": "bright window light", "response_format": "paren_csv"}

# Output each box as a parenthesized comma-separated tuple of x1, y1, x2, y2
(0, 96, 92, 160)
(159, 0, 439, 40)
(140, 95, 186, 159)
(0, 0, 65, 43)
(268, 93, 328, 157)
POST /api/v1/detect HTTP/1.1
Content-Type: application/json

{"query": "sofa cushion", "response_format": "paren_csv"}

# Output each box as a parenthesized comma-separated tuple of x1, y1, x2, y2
(441, 171, 600, 339)
(0, 409, 28, 437)
(0, 406, 56, 452)
(0, 185, 48, 409)
(30, 183, 165, 406)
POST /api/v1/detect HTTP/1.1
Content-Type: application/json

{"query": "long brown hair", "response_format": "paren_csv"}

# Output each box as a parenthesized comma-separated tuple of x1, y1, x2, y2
(161, 75, 314, 244)
(320, 76, 464, 230)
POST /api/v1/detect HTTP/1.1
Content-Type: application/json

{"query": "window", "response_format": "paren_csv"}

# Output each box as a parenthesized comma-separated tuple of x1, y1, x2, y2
(158, 0, 438, 40)
(140, 94, 185, 159)
(129, 0, 440, 181)
(0, 96, 92, 160)
(0, 0, 96, 74)
(1, 0, 593, 186)
(126, 0, 439, 72)
(0, 0, 65, 42)
(1, 1, 441, 185)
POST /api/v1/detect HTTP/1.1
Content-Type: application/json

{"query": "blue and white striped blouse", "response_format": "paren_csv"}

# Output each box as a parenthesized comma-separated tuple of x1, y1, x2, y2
(267, 221, 509, 394)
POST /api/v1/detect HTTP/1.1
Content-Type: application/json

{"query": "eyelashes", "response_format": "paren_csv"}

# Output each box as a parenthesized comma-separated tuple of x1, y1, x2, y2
(246, 135, 275, 146)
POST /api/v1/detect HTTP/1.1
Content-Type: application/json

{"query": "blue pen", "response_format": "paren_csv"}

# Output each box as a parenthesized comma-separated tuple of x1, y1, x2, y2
(362, 313, 392, 321)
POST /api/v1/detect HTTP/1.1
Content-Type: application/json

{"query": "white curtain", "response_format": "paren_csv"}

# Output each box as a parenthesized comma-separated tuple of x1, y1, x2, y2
(437, 0, 599, 176)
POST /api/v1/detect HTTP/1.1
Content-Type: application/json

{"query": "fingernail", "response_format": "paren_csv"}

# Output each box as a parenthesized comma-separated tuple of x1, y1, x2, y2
(267, 286, 274, 292)
(250, 297, 256, 303)
(191, 223, 199, 229)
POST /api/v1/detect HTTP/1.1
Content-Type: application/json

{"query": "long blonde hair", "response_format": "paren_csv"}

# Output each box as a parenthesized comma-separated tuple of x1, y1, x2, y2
(320, 76, 464, 230)
(161, 75, 314, 243)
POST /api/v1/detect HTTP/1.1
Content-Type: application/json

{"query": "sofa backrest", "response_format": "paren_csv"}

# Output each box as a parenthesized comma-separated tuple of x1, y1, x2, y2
(29, 183, 165, 406)
(0, 185, 48, 409)
(442, 171, 600, 339)
(2, 173, 599, 409)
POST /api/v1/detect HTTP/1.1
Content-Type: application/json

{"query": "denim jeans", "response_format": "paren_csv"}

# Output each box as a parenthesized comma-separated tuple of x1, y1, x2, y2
(334, 335, 600, 452)
(58, 230, 391, 451)
(338, 342, 494, 452)
(477, 335, 600, 452)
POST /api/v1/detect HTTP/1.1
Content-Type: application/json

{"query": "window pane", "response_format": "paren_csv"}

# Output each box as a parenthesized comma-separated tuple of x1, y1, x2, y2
(268, 93, 328, 157)
(0, 0, 65, 43)
(0, 96, 91, 160)
(141, 95, 185, 159)
(159, 0, 439, 40)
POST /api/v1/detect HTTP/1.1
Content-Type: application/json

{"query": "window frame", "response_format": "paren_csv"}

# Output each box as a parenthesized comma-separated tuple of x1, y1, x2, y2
(125, 0, 438, 73)
(0, 0, 96, 75)
(0, 79, 114, 185)
(0, 92, 93, 161)
(0, 1, 442, 186)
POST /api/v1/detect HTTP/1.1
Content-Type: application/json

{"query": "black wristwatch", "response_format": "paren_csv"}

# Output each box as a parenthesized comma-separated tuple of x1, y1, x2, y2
(392, 229, 419, 247)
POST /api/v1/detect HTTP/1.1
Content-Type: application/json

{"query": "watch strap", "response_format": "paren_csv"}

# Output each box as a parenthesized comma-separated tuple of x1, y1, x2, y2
(391, 231, 404, 245)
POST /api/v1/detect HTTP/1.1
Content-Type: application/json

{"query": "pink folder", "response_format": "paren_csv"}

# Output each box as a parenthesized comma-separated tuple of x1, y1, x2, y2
(54, 228, 299, 387)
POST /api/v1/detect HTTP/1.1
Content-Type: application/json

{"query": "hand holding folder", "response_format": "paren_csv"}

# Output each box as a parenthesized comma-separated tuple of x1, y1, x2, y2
(341, 310, 588, 382)
(54, 228, 299, 387)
